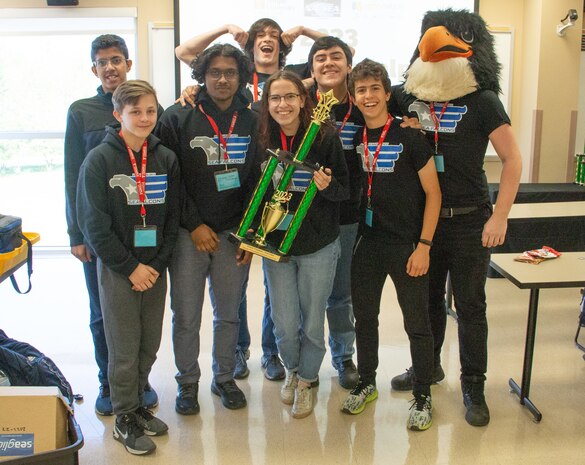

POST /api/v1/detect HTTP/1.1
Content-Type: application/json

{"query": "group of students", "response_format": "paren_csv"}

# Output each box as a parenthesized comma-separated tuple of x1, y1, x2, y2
(64, 14, 522, 457)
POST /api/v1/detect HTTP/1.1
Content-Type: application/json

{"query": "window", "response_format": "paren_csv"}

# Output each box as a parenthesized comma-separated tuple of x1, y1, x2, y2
(0, 9, 136, 246)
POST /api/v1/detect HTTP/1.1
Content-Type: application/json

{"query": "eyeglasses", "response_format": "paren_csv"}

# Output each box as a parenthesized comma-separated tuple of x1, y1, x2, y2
(93, 56, 127, 68)
(206, 69, 239, 80)
(268, 93, 300, 104)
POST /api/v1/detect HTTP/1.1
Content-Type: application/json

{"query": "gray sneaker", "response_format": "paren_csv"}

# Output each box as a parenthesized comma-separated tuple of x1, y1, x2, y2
(281, 370, 298, 405)
(292, 385, 314, 419)
(135, 407, 168, 436)
(113, 413, 156, 455)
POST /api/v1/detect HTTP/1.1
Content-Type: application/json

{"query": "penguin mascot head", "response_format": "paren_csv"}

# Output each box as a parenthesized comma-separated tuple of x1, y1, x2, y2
(404, 8, 501, 102)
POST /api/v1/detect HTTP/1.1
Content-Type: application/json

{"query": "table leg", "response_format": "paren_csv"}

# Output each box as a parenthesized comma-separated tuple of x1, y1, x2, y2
(509, 288, 542, 422)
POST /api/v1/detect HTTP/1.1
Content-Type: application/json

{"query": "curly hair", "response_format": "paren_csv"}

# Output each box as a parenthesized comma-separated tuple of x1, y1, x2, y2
(348, 58, 392, 96)
(190, 43, 253, 92)
(257, 70, 315, 152)
(91, 34, 129, 62)
(244, 18, 291, 69)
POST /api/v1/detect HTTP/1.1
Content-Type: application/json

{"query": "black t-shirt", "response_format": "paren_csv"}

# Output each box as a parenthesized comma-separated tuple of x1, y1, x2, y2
(353, 118, 433, 243)
(393, 87, 510, 208)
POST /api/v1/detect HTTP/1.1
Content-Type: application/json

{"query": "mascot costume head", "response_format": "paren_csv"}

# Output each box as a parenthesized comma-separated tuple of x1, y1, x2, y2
(404, 8, 501, 102)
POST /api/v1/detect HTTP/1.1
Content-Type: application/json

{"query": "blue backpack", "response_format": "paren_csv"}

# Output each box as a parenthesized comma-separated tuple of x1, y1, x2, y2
(0, 329, 74, 405)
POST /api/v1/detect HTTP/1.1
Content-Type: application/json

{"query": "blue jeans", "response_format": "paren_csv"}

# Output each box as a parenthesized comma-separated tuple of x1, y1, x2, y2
(326, 223, 358, 365)
(429, 205, 492, 380)
(264, 239, 340, 384)
(82, 258, 108, 386)
(170, 228, 249, 384)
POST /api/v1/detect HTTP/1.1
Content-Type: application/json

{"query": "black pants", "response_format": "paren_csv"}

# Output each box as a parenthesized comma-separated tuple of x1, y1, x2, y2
(429, 205, 492, 381)
(352, 235, 433, 395)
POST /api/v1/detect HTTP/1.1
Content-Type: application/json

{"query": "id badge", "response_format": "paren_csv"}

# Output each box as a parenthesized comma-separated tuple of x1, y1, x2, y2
(365, 208, 373, 227)
(215, 168, 240, 192)
(134, 225, 157, 247)
(434, 154, 445, 173)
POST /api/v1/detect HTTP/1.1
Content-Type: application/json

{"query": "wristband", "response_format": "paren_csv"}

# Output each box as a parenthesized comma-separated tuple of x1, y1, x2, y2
(419, 238, 433, 247)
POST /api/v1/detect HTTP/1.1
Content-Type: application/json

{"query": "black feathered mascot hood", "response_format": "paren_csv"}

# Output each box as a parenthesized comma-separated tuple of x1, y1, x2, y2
(404, 8, 501, 102)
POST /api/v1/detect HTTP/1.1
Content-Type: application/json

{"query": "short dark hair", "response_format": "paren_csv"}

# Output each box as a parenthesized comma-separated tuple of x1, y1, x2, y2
(244, 18, 292, 69)
(308, 36, 353, 71)
(191, 43, 253, 92)
(91, 34, 129, 62)
(348, 59, 392, 96)
(112, 80, 157, 113)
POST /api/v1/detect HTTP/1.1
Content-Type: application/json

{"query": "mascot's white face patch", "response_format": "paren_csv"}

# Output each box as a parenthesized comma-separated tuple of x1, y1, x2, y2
(404, 57, 477, 102)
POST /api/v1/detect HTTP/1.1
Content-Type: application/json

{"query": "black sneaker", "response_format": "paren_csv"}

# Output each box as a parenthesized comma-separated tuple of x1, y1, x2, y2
(95, 384, 113, 416)
(142, 382, 159, 409)
(175, 382, 200, 415)
(234, 349, 250, 379)
(261, 354, 285, 381)
(211, 379, 247, 410)
(461, 380, 490, 426)
(334, 359, 359, 390)
(391, 365, 445, 391)
(135, 407, 168, 436)
(113, 413, 156, 455)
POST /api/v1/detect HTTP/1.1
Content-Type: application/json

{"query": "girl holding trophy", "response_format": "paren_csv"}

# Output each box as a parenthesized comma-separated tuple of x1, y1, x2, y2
(256, 70, 349, 419)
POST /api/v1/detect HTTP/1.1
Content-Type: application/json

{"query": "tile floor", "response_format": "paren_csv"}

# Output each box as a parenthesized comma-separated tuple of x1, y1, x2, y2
(1, 251, 585, 464)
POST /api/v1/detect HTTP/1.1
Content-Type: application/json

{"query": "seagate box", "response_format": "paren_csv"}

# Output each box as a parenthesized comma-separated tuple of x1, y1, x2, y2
(0, 387, 70, 461)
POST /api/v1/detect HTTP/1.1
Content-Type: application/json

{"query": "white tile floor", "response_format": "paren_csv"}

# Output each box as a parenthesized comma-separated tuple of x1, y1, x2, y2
(1, 251, 585, 464)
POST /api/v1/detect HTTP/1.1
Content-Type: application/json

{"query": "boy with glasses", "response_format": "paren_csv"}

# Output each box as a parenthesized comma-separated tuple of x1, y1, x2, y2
(64, 34, 160, 416)
(156, 43, 259, 414)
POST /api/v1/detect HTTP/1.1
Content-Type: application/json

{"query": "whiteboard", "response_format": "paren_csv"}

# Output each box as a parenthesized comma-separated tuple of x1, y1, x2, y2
(149, 21, 175, 109)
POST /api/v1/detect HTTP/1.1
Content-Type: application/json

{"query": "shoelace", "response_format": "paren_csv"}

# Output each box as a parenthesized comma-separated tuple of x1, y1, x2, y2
(219, 380, 241, 393)
(179, 384, 197, 398)
(120, 414, 144, 436)
(350, 381, 371, 396)
(409, 395, 430, 411)
(135, 407, 154, 421)
(100, 385, 110, 397)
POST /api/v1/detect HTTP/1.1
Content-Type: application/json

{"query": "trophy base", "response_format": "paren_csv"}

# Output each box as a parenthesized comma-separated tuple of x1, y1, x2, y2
(229, 233, 290, 263)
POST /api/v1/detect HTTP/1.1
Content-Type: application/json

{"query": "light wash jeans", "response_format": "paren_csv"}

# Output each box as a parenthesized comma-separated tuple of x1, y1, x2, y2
(263, 239, 340, 384)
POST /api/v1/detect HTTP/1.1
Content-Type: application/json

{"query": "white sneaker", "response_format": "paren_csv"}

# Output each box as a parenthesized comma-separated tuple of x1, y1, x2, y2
(281, 370, 298, 405)
(407, 393, 433, 431)
(292, 385, 313, 419)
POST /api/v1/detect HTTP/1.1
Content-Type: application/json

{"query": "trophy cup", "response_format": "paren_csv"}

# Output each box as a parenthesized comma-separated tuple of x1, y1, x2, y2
(230, 89, 339, 261)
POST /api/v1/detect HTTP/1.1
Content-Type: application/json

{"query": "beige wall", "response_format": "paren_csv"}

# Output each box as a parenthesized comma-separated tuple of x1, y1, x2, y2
(0, 0, 174, 81)
(481, 0, 584, 183)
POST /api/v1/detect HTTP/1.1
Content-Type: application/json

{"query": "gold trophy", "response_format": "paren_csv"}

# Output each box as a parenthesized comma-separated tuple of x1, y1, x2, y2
(254, 190, 293, 247)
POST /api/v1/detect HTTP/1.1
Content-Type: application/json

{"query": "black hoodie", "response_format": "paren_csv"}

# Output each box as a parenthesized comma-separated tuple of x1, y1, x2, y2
(155, 88, 260, 233)
(76, 126, 180, 277)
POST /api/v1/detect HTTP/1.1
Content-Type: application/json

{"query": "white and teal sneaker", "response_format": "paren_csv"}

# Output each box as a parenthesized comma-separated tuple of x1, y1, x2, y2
(407, 393, 433, 431)
(341, 381, 378, 415)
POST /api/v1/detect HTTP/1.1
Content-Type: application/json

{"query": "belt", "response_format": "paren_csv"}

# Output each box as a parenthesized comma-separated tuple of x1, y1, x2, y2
(439, 205, 481, 218)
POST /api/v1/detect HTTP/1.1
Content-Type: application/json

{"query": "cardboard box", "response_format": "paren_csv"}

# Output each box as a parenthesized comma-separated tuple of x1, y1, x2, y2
(0, 387, 71, 461)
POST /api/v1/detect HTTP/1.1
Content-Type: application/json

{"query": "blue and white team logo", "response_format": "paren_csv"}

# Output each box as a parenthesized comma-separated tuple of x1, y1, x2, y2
(337, 121, 362, 150)
(356, 143, 403, 173)
(408, 101, 467, 133)
(189, 134, 251, 165)
(246, 81, 266, 100)
(109, 173, 168, 205)
(261, 161, 312, 193)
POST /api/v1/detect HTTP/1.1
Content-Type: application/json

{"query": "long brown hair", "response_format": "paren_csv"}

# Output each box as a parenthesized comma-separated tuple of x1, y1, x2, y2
(257, 70, 315, 152)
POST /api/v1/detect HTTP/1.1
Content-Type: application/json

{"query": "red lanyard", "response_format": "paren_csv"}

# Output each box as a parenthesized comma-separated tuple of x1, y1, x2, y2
(279, 129, 295, 152)
(430, 101, 449, 153)
(253, 72, 259, 102)
(119, 130, 148, 220)
(337, 95, 353, 135)
(362, 114, 392, 206)
(198, 104, 238, 163)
